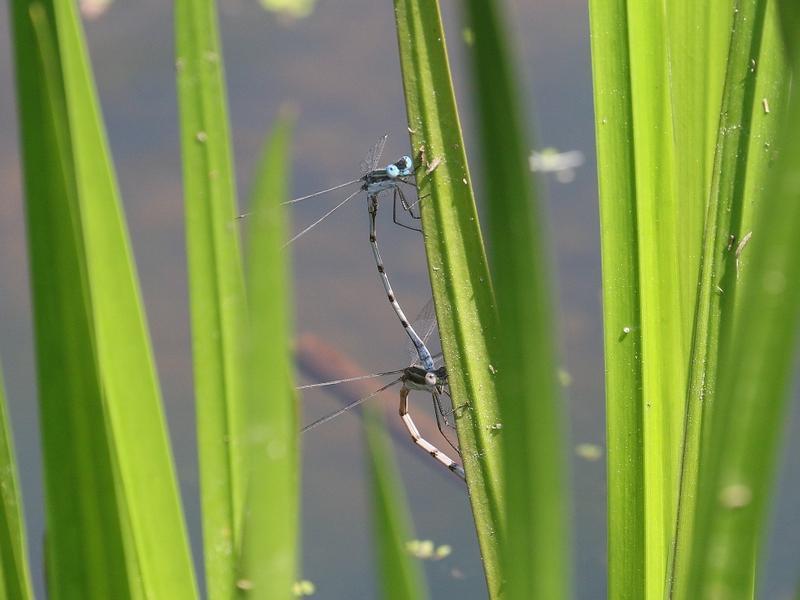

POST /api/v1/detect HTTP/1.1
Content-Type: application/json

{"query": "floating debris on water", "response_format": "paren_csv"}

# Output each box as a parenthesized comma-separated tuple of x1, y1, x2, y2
(575, 443, 603, 462)
(292, 580, 316, 596)
(407, 539, 452, 561)
(260, 0, 317, 19)
(529, 148, 585, 183)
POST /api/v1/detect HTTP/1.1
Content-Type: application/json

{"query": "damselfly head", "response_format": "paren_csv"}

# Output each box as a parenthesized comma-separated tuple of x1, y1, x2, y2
(404, 365, 440, 391)
(386, 163, 401, 178)
(397, 155, 413, 176)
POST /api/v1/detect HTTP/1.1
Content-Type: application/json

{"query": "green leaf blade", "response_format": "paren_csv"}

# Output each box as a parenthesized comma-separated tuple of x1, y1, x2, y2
(684, 3, 800, 596)
(392, 1, 504, 596)
(238, 116, 299, 600)
(0, 366, 34, 600)
(12, 6, 132, 595)
(463, 0, 571, 598)
(51, 1, 199, 595)
(175, 0, 248, 595)
(12, 1, 198, 597)
(625, 3, 688, 593)
(587, 0, 646, 596)
(364, 409, 429, 600)
(670, 2, 780, 597)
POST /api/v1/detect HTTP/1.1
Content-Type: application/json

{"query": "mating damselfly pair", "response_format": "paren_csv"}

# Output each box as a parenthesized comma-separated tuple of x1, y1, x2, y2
(243, 135, 465, 480)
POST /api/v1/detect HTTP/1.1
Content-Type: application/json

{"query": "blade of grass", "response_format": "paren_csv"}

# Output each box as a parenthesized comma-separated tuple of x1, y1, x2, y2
(682, 3, 800, 596)
(704, 0, 736, 190)
(175, 0, 248, 596)
(364, 408, 429, 600)
(667, 0, 732, 340)
(237, 115, 299, 599)
(0, 365, 34, 600)
(392, 1, 504, 596)
(626, 2, 688, 594)
(733, 0, 790, 308)
(587, 0, 645, 596)
(14, 2, 198, 597)
(462, 0, 571, 598)
(669, 2, 772, 597)
(50, 0, 199, 594)
(13, 4, 132, 594)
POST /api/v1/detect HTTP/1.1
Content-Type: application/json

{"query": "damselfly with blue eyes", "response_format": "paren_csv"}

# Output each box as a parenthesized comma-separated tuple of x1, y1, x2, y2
(240, 134, 437, 371)
(238, 134, 422, 244)
(298, 299, 465, 480)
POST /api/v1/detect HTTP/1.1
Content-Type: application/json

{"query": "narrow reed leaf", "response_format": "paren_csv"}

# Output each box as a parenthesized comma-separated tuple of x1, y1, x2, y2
(704, 0, 736, 180)
(364, 409, 429, 600)
(392, 1, 504, 595)
(49, 0, 199, 594)
(463, 0, 570, 598)
(779, 0, 800, 49)
(587, 1, 645, 596)
(175, 0, 248, 595)
(0, 366, 34, 600)
(667, 0, 731, 334)
(670, 2, 775, 596)
(684, 4, 800, 596)
(13, 2, 198, 597)
(734, 2, 790, 306)
(13, 5, 131, 595)
(626, 2, 688, 594)
(237, 115, 299, 600)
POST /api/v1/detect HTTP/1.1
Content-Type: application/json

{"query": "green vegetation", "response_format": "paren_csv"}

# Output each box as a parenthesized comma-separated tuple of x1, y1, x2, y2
(364, 409, 430, 600)
(590, 0, 800, 599)
(175, 0, 249, 593)
(393, 0, 504, 595)
(4, 0, 800, 598)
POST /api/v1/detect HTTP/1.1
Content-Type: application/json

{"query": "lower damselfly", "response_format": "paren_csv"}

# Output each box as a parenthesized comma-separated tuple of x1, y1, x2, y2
(299, 299, 464, 480)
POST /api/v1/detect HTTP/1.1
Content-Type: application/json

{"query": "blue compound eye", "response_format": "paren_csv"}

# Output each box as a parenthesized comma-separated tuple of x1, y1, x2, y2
(399, 156, 413, 175)
(386, 164, 400, 178)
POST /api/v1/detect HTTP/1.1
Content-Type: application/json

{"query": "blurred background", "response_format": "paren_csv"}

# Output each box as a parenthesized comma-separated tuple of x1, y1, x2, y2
(0, 0, 797, 597)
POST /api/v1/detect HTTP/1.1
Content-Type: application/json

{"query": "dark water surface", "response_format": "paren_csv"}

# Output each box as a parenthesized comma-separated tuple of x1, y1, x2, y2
(0, 0, 797, 598)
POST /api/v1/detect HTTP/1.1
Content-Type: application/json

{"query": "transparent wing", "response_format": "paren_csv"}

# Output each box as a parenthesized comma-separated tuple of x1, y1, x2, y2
(283, 188, 362, 247)
(297, 368, 406, 390)
(418, 298, 438, 347)
(301, 377, 402, 433)
(407, 297, 442, 367)
(237, 179, 361, 220)
(360, 134, 389, 174)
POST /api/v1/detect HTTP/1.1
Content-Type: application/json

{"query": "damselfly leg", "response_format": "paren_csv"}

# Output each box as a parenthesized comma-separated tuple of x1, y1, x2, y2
(300, 364, 465, 481)
(392, 186, 422, 233)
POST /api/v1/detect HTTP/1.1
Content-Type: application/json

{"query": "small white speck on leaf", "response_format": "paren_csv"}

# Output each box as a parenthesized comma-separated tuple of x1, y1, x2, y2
(719, 483, 752, 508)
(426, 157, 442, 175)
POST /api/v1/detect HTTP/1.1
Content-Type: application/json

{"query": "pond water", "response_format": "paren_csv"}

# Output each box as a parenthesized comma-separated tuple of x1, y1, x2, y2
(0, 0, 797, 598)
